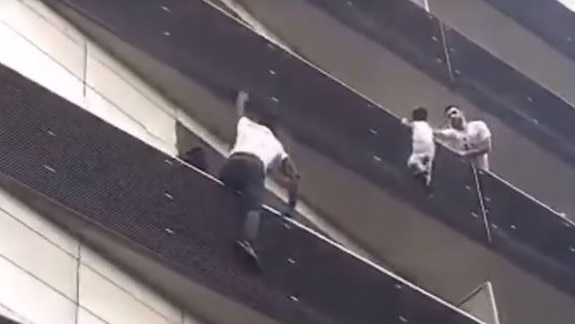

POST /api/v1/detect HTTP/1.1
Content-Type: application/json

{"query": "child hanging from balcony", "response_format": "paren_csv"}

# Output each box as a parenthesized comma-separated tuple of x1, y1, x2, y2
(402, 107, 435, 190)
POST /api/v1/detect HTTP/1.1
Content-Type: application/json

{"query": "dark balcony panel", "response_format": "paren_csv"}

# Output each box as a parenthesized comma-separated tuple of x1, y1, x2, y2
(483, 0, 575, 62)
(422, 146, 488, 241)
(306, 0, 450, 82)
(478, 170, 575, 291)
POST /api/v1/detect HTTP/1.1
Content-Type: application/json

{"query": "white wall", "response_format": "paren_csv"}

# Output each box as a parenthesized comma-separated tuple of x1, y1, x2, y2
(0, 185, 202, 324)
(0, 0, 178, 156)
(0, 0, 205, 322)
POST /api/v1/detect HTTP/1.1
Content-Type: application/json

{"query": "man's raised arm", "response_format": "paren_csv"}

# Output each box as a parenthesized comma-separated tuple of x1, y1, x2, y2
(433, 127, 456, 140)
(235, 90, 249, 121)
(281, 158, 300, 211)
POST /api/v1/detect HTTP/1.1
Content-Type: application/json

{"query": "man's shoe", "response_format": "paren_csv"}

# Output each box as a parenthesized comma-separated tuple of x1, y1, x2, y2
(236, 240, 261, 271)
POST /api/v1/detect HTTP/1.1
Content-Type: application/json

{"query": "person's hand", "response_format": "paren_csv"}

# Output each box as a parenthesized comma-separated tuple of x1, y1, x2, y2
(457, 150, 469, 158)
(401, 118, 409, 125)
(237, 90, 249, 105)
(235, 90, 250, 118)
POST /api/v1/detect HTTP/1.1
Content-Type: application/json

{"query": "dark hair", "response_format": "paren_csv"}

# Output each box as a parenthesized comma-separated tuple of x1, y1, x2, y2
(412, 107, 428, 121)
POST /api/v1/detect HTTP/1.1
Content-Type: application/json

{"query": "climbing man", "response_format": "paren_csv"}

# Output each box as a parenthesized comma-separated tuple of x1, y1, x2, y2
(219, 90, 300, 266)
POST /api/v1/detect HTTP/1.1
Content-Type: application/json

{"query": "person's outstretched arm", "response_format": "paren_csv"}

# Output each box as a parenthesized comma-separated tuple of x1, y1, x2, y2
(433, 127, 456, 140)
(235, 90, 249, 121)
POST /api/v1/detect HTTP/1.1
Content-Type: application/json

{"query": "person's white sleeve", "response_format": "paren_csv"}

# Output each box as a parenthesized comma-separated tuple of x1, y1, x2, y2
(477, 121, 492, 141)
(237, 116, 256, 138)
(435, 128, 457, 138)
(270, 144, 289, 170)
(237, 116, 250, 131)
(279, 144, 289, 161)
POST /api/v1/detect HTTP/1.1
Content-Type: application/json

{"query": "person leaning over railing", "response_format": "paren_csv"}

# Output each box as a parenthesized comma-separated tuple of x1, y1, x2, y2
(434, 105, 492, 171)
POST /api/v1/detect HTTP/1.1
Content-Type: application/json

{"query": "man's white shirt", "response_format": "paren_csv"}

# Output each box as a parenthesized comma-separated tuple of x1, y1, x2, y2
(437, 120, 491, 170)
(230, 117, 288, 171)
